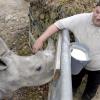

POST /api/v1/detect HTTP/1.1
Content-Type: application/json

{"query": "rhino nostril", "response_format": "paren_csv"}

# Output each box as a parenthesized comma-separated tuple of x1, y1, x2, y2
(36, 66, 42, 71)
(0, 59, 6, 66)
(0, 90, 5, 99)
(0, 59, 7, 71)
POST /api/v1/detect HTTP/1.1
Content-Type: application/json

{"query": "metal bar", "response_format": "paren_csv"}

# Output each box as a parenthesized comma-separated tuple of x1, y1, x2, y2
(48, 29, 73, 100)
(48, 33, 62, 100)
(60, 29, 73, 100)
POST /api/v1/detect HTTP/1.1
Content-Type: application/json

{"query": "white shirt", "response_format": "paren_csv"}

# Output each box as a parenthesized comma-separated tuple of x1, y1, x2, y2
(54, 13, 100, 71)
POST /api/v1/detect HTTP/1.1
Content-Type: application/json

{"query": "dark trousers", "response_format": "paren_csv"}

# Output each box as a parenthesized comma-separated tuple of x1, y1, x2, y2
(72, 68, 100, 100)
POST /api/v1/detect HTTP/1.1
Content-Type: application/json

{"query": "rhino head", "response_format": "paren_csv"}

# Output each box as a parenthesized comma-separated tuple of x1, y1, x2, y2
(0, 37, 55, 99)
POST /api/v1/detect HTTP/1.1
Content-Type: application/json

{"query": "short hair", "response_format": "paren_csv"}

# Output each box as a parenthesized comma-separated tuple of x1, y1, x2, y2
(96, 1, 100, 6)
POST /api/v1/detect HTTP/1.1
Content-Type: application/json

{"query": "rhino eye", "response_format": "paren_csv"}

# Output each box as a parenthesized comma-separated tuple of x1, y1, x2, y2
(36, 66, 42, 71)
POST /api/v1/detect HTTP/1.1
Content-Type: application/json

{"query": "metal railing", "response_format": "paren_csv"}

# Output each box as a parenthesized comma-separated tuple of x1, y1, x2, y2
(48, 30, 73, 100)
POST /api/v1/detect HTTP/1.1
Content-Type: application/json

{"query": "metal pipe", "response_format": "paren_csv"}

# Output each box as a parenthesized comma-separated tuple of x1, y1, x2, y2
(60, 29, 73, 100)
(48, 29, 73, 100)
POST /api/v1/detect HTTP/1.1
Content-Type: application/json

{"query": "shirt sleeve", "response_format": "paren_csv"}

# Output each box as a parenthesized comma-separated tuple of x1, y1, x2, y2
(54, 14, 84, 32)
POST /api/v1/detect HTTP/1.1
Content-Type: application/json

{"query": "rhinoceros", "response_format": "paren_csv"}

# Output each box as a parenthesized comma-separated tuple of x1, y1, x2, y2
(0, 37, 55, 99)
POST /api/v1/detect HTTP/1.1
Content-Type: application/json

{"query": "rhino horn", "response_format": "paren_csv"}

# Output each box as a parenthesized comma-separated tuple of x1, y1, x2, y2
(45, 38, 55, 52)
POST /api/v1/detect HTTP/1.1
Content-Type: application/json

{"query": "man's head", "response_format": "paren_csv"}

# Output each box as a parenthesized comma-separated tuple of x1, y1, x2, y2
(92, 1, 100, 27)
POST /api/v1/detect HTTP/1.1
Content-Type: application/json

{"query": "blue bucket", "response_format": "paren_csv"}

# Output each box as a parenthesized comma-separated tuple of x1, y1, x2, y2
(70, 43, 90, 75)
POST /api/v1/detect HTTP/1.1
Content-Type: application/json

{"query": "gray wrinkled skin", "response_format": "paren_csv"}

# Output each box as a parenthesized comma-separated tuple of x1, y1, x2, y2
(0, 37, 55, 99)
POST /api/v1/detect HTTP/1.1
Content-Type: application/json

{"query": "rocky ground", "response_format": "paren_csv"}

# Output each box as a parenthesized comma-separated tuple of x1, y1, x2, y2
(0, 0, 30, 54)
(0, 0, 99, 100)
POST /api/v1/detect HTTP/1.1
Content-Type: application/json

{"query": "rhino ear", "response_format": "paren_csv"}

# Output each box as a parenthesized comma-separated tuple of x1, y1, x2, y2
(0, 37, 9, 56)
(45, 38, 55, 52)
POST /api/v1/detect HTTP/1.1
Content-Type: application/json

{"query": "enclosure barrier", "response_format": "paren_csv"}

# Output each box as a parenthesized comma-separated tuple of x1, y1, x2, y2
(48, 30, 73, 100)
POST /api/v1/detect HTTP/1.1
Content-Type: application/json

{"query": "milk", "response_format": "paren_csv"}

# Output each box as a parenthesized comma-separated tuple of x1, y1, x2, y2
(71, 49, 88, 61)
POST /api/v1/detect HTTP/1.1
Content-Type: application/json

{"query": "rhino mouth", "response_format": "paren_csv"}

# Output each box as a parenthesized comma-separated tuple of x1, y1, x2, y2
(0, 59, 7, 70)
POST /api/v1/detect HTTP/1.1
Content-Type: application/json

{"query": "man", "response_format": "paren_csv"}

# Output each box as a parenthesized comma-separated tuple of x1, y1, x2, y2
(32, 1, 100, 100)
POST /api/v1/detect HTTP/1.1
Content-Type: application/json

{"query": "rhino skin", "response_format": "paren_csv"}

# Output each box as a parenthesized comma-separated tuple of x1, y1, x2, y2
(0, 37, 55, 99)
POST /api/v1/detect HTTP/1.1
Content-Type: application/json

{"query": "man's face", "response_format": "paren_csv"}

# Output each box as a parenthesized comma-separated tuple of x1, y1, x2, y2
(92, 6, 100, 27)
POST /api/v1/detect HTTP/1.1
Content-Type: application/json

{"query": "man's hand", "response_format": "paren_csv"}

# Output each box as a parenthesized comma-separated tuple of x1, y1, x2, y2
(32, 24, 59, 53)
(32, 38, 44, 53)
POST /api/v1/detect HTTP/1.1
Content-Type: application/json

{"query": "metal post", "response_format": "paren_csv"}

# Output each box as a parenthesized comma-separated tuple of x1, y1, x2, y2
(48, 29, 73, 100)
(60, 29, 73, 100)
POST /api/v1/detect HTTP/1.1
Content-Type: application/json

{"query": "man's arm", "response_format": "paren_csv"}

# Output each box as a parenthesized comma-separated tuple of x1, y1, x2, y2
(38, 24, 59, 42)
(32, 14, 80, 53)
(32, 24, 59, 53)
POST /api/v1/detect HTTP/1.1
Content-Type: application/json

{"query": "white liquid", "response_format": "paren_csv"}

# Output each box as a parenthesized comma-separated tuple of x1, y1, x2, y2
(71, 49, 87, 61)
